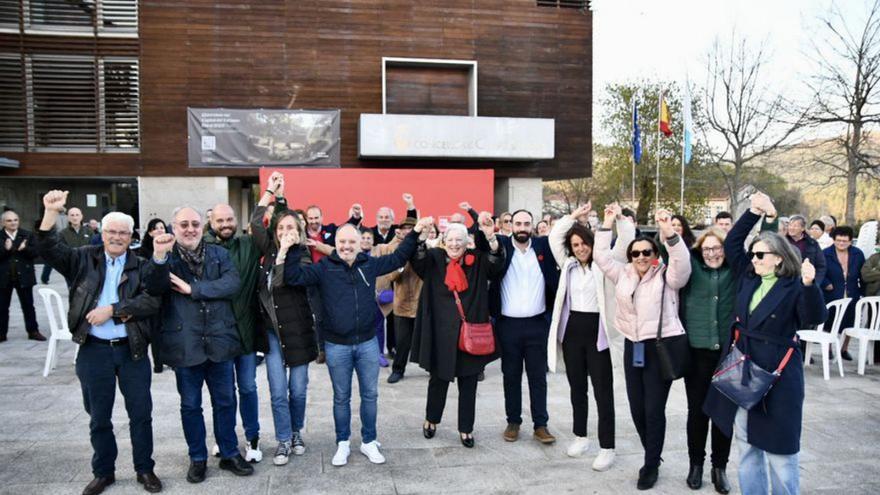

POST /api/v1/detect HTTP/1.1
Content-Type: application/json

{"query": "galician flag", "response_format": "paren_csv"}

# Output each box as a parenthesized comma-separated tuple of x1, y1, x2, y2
(659, 94, 673, 138)
(682, 83, 693, 164)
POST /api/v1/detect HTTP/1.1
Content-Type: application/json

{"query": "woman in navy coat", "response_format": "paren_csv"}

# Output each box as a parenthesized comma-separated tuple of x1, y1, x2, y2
(821, 225, 865, 361)
(704, 192, 826, 495)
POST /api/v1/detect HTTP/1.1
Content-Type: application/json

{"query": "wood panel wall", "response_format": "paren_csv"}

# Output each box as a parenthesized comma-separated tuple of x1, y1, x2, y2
(0, 0, 592, 180)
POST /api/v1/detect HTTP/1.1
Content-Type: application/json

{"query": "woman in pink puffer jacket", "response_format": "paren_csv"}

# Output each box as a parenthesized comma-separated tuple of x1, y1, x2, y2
(593, 204, 692, 491)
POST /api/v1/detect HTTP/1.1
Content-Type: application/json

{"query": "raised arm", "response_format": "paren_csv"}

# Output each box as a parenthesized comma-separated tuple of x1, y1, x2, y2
(549, 209, 578, 266)
(593, 204, 626, 283)
(35, 190, 80, 278)
(725, 192, 774, 275)
(371, 218, 432, 276)
(251, 171, 285, 255)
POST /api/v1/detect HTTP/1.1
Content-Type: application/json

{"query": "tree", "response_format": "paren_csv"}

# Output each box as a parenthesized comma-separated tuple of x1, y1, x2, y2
(700, 32, 807, 215)
(807, 0, 880, 224)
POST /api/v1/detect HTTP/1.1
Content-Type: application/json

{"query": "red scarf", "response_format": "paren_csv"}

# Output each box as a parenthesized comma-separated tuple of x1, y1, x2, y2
(444, 257, 469, 293)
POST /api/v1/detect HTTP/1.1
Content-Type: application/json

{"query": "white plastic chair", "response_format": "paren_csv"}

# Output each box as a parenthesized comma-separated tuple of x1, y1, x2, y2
(843, 296, 880, 376)
(38, 288, 77, 377)
(799, 297, 852, 380)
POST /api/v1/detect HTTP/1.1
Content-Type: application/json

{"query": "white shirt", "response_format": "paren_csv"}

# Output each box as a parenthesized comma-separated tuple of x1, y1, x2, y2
(4, 229, 17, 241)
(568, 263, 599, 313)
(501, 239, 546, 317)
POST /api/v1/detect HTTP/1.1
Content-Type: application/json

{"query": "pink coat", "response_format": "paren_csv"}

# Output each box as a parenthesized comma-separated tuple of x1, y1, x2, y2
(593, 230, 691, 342)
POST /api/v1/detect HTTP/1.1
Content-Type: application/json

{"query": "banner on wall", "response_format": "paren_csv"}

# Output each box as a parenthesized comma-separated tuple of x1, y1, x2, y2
(187, 108, 340, 167)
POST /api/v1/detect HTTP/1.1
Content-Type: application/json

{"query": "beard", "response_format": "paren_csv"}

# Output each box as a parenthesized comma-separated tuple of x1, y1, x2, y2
(217, 226, 235, 240)
(513, 231, 530, 243)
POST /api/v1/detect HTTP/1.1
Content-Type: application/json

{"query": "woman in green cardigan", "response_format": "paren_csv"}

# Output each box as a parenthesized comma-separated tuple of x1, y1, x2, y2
(679, 227, 735, 494)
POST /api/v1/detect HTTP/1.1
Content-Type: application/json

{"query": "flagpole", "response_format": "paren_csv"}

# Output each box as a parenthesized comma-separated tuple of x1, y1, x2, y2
(655, 90, 661, 213)
(632, 97, 636, 204)
(680, 125, 685, 215)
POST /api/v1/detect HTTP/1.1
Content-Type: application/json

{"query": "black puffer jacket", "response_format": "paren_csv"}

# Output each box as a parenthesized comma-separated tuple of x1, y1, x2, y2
(36, 228, 160, 361)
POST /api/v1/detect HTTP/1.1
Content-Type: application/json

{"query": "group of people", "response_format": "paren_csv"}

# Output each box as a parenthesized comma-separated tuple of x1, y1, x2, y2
(11, 173, 880, 495)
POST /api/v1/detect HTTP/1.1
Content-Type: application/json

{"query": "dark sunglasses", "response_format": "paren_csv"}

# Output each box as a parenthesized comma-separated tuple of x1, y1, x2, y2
(177, 221, 201, 230)
(630, 249, 654, 258)
(749, 251, 776, 260)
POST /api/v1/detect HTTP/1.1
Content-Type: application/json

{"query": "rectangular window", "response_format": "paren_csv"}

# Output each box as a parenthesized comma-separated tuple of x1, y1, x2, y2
(101, 58, 139, 149)
(27, 0, 94, 31)
(537, 0, 589, 9)
(0, 55, 26, 150)
(0, 0, 19, 30)
(20, 0, 138, 35)
(29, 56, 98, 149)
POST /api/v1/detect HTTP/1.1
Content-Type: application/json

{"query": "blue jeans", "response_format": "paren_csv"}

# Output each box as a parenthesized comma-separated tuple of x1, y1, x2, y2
(174, 360, 238, 461)
(324, 337, 380, 443)
(735, 408, 799, 494)
(75, 340, 154, 477)
(233, 352, 260, 441)
(265, 331, 309, 442)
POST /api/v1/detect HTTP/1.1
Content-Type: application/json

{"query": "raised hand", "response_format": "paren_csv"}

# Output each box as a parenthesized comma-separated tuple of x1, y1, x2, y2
(415, 216, 434, 233)
(570, 203, 591, 221)
(402, 193, 414, 207)
(349, 203, 363, 219)
(602, 203, 619, 228)
(459, 201, 472, 211)
(42, 190, 68, 213)
(152, 233, 175, 260)
(802, 258, 815, 286)
(478, 211, 495, 238)
(655, 209, 674, 239)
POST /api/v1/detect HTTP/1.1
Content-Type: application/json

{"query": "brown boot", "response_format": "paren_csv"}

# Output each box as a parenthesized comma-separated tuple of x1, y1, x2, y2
(533, 426, 556, 444)
(28, 331, 47, 341)
(503, 423, 520, 442)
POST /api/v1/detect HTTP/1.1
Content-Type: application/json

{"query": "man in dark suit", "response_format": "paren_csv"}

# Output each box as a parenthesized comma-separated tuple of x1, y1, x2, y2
(488, 209, 559, 444)
(0, 209, 45, 342)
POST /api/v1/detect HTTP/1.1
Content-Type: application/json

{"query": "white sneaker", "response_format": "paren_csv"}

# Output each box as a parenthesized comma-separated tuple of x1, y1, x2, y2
(245, 437, 262, 463)
(211, 444, 220, 458)
(566, 436, 590, 458)
(359, 440, 386, 464)
(592, 448, 616, 471)
(331, 441, 351, 467)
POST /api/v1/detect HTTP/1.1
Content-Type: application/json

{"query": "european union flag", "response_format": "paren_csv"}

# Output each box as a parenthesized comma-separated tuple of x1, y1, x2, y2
(632, 100, 642, 165)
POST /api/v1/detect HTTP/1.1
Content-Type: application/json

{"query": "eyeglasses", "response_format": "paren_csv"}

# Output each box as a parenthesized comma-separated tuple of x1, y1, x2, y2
(630, 249, 654, 258)
(103, 229, 131, 237)
(176, 221, 201, 230)
(749, 251, 776, 260)
(701, 246, 723, 253)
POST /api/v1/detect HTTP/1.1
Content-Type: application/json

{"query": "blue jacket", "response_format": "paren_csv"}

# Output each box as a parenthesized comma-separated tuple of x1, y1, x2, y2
(486, 235, 559, 319)
(704, 210, 827, 455)
(284, 230, 419, 345)
(145, 244, 242, 368)
(821, 245, 865, 303)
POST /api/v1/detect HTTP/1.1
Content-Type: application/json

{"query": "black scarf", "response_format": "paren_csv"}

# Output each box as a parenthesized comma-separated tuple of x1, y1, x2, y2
(175, 240, 206, 278)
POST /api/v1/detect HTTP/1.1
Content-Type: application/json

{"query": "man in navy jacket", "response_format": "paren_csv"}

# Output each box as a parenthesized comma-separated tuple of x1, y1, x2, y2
(487, 209, 560, 444)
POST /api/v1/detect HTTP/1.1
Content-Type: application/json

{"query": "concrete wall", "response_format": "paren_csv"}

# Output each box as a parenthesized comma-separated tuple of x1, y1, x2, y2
(494, 177, 543, 220)
(138, 177, 229, 231)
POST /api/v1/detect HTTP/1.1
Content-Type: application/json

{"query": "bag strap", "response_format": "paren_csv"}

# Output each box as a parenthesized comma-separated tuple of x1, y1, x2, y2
(452, 290, 467, 323)
(655, 270, 667, 341)
(731, 326, 797, 375)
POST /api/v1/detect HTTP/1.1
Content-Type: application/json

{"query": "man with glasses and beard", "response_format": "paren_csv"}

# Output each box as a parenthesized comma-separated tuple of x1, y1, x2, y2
(485, 209, 559, 445)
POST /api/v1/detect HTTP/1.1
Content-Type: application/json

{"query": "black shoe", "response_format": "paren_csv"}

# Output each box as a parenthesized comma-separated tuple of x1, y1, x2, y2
(136, 471, 163, 493)
(219, 454, 254, 476)
(186, 461, 207, 483)
(0, 335, 6, 343)
(841, 350, 853, 361)
(28, 331, 47, 341)
(387, 371, 404, 384)
(316, 351, 326, 364)
(686, 464, 703, 489)
(711, 467, 731, 494)
(637, 465, 659, 490)
(477, 371, 485, 382)
(460, 432, 475, 448)
(423, 421, 436, 439)
(83, 475, 115, 495)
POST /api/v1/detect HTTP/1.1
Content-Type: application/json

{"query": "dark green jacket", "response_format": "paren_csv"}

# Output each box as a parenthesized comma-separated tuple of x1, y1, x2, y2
(863, 252, 880, 297)
(679, 253, 736, 350)
(60, 225, 94, 249)
(204, 230, 264, 354)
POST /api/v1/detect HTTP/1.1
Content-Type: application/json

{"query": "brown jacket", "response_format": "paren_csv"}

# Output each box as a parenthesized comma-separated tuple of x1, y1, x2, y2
(374, 237, 423, 319)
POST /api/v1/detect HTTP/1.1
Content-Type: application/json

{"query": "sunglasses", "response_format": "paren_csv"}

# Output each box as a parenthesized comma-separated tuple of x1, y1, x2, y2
(749, 251, 776, 260)
(630, 249, 654, 258)
(177, 221, 201, 230)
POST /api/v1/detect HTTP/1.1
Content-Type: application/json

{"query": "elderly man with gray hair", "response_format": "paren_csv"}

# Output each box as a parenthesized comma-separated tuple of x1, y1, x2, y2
(37, 190, 163, 495)
(0, 208, 44, 341)
(761, 212, 827, 287)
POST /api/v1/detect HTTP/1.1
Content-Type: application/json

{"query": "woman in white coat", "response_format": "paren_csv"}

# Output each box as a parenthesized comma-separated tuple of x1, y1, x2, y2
(547, 203, 634, 471)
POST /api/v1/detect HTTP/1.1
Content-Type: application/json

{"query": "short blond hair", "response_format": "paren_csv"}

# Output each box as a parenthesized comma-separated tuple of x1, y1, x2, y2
(693, 226, 727, 251)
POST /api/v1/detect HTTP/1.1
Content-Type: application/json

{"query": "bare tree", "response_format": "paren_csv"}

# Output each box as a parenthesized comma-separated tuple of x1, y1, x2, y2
(701, 33, 807, 214)
(808, 0, 880, 224)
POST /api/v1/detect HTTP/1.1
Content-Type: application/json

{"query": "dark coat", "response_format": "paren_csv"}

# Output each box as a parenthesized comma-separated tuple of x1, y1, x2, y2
(36, 228, 160, 361)
(144, 243, 242, 368)
(821, 245, 865, 302)
(704, 210, 827, 455)
(487, 234, 559, 319)
(410, 237, 505, 382)
(60, 225, 94, 249)
(284, 229, 419, 345)
(0, 229, 38, 288)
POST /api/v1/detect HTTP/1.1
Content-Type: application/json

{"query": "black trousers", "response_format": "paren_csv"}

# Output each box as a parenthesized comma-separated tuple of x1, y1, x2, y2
(0, 283, 39, 336)
(425, 373, 479, 433)
(498, 315, 549, 428)
(624, 338, 673, 469)
(562, 312, 615, 448)
(392, 315, 415, 374)
(684, 347, 731, 468)
(385, 312, 396, 354)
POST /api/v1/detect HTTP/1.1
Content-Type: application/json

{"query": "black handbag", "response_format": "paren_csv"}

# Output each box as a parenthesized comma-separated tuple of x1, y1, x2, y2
(654, 272, 691, 381)
(711, 323, 796, 410)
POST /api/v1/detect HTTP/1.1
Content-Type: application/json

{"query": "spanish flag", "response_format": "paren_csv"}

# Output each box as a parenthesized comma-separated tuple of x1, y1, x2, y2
(659, 95, 673, 138)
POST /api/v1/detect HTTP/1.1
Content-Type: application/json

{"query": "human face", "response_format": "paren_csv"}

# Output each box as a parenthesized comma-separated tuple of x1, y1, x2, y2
(67, 208, 83, 227)
(511, 211, 533, 244)
(426, 224, 438, 240)
(444, 228, 467, 260)
(715, 217, 732, 233)
(587, 211, 599, 229)
(787, 219, 805, 239)
(629, 240, 657, 276)
(750, 240, 781, 276)
(833, 235, 852, 253)
(89, 219, 99, 231)
(149, 222, 166, 237)
(210, 204, 237, 241)
(172, 208, 203, 250)
(809, 225, 824, 240)
(450, 213, 465, 224)
(2, 212, 19, 232)
(570, 233, 592, 265)
(275, 215, 299, 243)
(376, 207, 393, 231)
(306, 207, 323, 233)
(360, 230, 374, 252)
(671, 218, 684, 236)
(701, 235, 725, 269)
(396, 224, 414, 241)
(499, 214, 512, 234)
(335, 225, 360, 265)
(537, 221, 549, 237)
(101, 219, 132, 258)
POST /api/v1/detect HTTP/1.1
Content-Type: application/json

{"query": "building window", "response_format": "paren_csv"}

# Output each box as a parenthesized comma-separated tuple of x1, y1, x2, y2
(0, 0, 19, 30)
(11, 0, 138, 35)
(29, 56, 98, 149)
(0, 56, 27, 150)
(536, 0, 590, 9)
(101, 58, 140, 149)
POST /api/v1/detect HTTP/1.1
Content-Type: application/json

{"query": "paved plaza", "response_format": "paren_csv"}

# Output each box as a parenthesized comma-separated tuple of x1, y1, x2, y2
(0, 268, 879, 494)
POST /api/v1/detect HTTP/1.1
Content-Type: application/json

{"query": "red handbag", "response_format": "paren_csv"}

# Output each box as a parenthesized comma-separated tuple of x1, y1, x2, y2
(453, 290, 495, 356)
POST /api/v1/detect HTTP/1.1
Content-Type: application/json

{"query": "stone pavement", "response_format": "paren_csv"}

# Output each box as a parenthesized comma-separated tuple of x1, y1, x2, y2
(1, 267, 879, 494)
